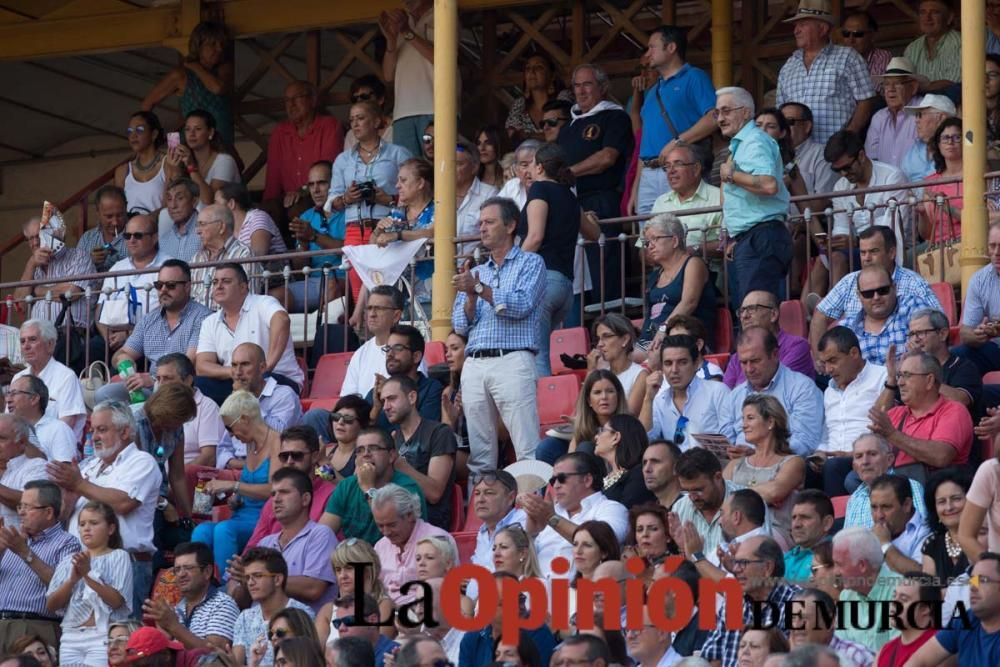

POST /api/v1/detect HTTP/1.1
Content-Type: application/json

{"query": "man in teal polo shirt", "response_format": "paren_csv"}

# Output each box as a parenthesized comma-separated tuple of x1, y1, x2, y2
(715, 86, 792, 305)
(319, 426, 426, 545)
(785, 489, 835, 584)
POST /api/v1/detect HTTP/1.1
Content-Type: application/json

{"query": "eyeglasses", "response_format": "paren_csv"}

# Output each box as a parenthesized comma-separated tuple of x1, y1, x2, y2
(153, 280, 189, 291)
(267, 628, 291, 641)
(971, 574, 1000, 587)
(542, 118, 569, 128)
(245, 571, 277, 583)
(16, 503, 49, 512)
(738, 304, 775, 317)
(471, 471, 516, 491)
(330, 412, 358, 425)
(939, 135, 962, 145)
(382, 343, 412, 354)
(640, 234, 674, 248)
(331, 615, 356, 629)
(841, 30, 867, 38)
(278, 451, 308, 463)
(833, 154, 861, 175)
(895, 370, 933, 381)
(712, 106, 745, 119)
(549, 471, 587, 486)
(125, 126, 147, 135)
(623, 624, 659, 636)
(366, 305, 398, 313)
(730, 558, 766, 571)
(106, 637, 129, 647)
(351, 92, 375, 102)
(356, 444, 389, 455)
(859, 284, 892, 299)
(663, 161, 696, 171)
(196, 219, 224, 227)
(421, 134, 434, 144)
(172, 564, 206, 575)
(907, 328, 942, 340)
(6, 390, 36, 398)
(673, 416, 689, 446)
(224, 414, 244, 433)
(122, 232, 152, 240)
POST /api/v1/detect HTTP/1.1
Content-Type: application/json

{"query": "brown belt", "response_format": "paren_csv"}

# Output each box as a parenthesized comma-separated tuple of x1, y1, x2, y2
(131, 552, 154, 562)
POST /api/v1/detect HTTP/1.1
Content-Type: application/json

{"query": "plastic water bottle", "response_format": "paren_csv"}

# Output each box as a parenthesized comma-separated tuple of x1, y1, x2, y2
(116, 360, 146, 404)
(82, 433, 95, 462)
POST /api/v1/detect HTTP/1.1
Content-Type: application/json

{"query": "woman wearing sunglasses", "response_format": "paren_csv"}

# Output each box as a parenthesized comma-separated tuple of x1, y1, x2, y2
(249, 608, 319, 667)
(324, 395, 372, 480)
(316, 538, 396, 644)
(114, 110, 167, 216)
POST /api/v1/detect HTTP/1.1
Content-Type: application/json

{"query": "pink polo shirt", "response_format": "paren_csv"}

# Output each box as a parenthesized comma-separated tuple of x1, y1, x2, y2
(263, 115, 344, 200)
(888, 396, 973, 468)
(374, 519, 456, 602)
(244, 477, 336, 550)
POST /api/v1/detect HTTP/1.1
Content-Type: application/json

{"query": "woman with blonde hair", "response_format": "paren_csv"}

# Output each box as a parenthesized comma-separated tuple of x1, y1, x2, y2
(192, 390, 279, 574)
(415, 536, 459, 580)
(107, 620, 142, 667)
(462, 524, 544, 615)
(315, 538, 396, 644)
(723, 394, 805, 548)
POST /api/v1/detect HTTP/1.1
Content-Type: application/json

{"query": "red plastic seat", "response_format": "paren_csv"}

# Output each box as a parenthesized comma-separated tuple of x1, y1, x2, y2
(309, 352, 352, 399)
(301, 397, 339, 413)
(452, 531, 478, 565)
(297, 356, 310, 397)
(704, 353, 730, 372)
(549, 327, 590, 376)
(779, 300, 808, 338)
(714, 307, 734, 353)
(536, 374, 581, 435)
(832, 495, 849, 519)
(424, 340, 447, 366)
(463, 504, 484, 533)
(931, 282, 957, 326)
(449, 484, 465, 533)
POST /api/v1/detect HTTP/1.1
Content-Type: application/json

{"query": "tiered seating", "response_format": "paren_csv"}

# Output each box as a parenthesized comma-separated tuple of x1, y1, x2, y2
(779, 300, 808, 337)
(301, 352, 352, 411)
(537, 374, 581, 437)
(549, 327, 590, 379)
(424, 340, 447, 366)
(714, 307, 734, 353)
(831, 495, 849, 519)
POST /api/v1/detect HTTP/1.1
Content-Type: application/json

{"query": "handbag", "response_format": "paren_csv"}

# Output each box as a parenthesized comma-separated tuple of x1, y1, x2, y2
(53, 296, 85, 370)
(917, 192, 961, 286)
(80, 360, 110, 410)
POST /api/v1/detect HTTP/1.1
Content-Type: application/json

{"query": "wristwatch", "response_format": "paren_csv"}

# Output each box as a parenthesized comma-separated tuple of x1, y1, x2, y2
(884, 381, 898, 391)
(880, 542, 891, 555)
(366, 488, 378, 502)
(691, 551, 706, 563)
(474, 281, 485, 295)
(23, 551, 34, 565)
(547, 514, 561, 528)
(402, 30, 415, 41)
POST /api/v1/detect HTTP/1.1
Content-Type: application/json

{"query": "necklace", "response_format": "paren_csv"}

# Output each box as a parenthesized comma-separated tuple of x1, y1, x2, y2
(603, 468, 626, 490)
(359, 140, 381, 161)
(945, 531, 963, 559)
(134, 151, 162, 172)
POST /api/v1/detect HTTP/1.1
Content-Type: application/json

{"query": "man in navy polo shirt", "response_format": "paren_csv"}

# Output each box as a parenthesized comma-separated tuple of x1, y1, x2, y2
(635, 25, 716, 215)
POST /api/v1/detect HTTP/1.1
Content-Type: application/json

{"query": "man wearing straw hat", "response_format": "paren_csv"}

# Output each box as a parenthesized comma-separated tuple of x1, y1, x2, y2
(776, 0, 876, 144)
(865, 57, 925, 170)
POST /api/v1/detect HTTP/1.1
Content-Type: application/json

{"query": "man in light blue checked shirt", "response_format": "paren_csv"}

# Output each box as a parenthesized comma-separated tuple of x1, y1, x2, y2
(847, 265, 918, 366)
(452, 197, 546, 478)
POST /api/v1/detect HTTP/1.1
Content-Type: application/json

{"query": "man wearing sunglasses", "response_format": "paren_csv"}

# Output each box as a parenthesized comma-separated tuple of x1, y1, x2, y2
(110, 259, 211, 398)
(846, 265, 919, 366)
(541, 100, 572, 143)
(253, 468, 338, 613)
(331, 594, 399, 665)
(840, 12, 891, 93)
(245, 425, 335, 550)
(906, 553, 1000, 667)
(96, 213, 171, 353)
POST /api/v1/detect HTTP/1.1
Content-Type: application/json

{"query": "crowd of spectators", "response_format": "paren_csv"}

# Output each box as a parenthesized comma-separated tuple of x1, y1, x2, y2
(7, 0, 1000, 666)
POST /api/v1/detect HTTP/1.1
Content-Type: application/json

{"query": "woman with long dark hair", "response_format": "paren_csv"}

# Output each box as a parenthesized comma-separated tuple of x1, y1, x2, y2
(476, 125, 508, 188)
(165, 109, 240, 205)
(505, 54, 573, 143)
(594, 413, 657, 506)
(919, 117, 964, 243)
(922, 468, 972, 583)
(113, 110, 167, 214)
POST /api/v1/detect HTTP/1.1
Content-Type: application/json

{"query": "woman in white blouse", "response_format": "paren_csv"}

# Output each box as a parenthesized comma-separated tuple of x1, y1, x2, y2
(47, 501, 132, 665)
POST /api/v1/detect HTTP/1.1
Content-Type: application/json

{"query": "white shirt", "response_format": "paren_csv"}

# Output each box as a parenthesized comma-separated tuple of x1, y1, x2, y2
(616, 362, 645, 398)
(205, 153, 241, 185)
(891, 511, 932, 563)
(72, 443, 162, 553)
(30, 414, 78, 462)
(456, 178, 499, 261)
(535, 492, 628, 580)
(182, 388, 226, 464)
(197, 293, 304, 385)
(97, 251, 171, 312)
(0, 454, 48, 528)
(649, 375, 731, 451)
(829, 160, 910, 263)
(13, 358, 87, 439)
(393, 11, 440, 119)
(497, 177, 527, 208)
(340, 336, 427, 399)
(819, 361, 888, 453)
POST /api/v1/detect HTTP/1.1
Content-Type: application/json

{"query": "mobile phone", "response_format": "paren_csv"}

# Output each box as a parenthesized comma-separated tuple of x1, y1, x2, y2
(167, 132, 181, 150)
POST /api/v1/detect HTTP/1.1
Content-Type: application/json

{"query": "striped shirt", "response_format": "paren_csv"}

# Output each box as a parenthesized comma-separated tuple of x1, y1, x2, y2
(845, 475, 928, 528)
(777, 43, 875, 143)
(238, 209, 288, 256)
(904, 30, 962, 83)
(173, 588, 240, 642)
(29, 246, 98, 325)
(0, 523, 80, 616)
(77, 226, 125, 273)
(867, 47, 893, 94)
(452, 245, 547, 354)
(830, 635, 876, 667)
(818, 266, 941, 323)
(846, 299, 924, 366)
(123, 300, 212, 373)
(158, 215, 203, 262)
(701, 582, 802, 667)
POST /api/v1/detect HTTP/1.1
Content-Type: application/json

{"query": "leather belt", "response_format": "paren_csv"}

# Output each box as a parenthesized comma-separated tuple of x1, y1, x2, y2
(469, 348, 530, 359)
(0, 611, 59, 622)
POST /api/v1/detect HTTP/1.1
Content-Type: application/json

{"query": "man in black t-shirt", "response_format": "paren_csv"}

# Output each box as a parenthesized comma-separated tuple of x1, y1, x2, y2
(380, 374, 457, 529)
(558, 63, 634, 302)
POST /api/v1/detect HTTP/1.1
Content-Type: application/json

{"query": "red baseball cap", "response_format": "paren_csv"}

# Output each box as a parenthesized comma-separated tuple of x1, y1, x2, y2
(125, 627, 184, 663)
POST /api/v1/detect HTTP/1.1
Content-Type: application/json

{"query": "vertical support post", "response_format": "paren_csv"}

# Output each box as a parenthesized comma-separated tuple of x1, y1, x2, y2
(661, 0, 676, 24)
(306, 30, 321, 87)
(571, 0, 584, 68)
(712, 0, 732, 87)
(482, 11, 498, 125)
(431, 0, 458, 342)
(962, 0, 989, 294)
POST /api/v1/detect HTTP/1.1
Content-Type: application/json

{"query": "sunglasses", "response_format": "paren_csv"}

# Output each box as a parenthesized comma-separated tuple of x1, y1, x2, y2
(351, 92, 375, 102)
(542, 118, 569, 128)
(673, 416, 689, 446)
(267, 628, 290, 641)
(122, 232, 152, 240)
(330, 412, 358, 424)
(126, 126, 147, 135)
(859, 284, 893, 299)
(331, 615, 356, 629)
(841, 30, 867, 38)
(278, 451, 308, 463)
(471, 471, 516, 491)
(224, 414, 245, 433)
(549, 471, 587, 486)
(153, 280, 188, 290)
(421, 134, 434, 144)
